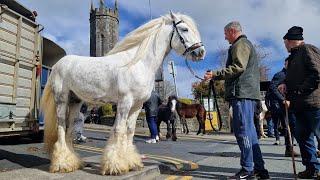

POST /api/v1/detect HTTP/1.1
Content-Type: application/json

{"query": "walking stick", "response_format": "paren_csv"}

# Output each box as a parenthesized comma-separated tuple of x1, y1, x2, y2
(284, 102, 297, 179)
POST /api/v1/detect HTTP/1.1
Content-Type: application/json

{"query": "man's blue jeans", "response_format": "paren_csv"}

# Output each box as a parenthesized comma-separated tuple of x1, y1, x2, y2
(146, 116, 158, 139)
(231, 99, 265, 172)
(295, 109, 320, 171)
(266, 117, 274, 136)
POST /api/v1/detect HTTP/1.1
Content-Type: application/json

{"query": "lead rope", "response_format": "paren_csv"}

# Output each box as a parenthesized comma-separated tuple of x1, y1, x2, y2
(183, 53, 222, 131)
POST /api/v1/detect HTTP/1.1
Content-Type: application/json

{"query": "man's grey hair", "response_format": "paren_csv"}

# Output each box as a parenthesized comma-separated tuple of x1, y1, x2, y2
(224, 21, 242, 32)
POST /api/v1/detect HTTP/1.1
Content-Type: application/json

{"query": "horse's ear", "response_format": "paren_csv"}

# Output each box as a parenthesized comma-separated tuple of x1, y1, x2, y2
(170, 11, 178, 22)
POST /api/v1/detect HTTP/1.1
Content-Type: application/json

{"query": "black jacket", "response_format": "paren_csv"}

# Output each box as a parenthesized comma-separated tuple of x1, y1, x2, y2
(143, 91, 163, 117)
(265, 68, 286, 111)
(286, 44, 320, 112)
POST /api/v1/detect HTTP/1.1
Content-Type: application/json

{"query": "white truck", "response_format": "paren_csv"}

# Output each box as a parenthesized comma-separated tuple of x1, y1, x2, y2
(0, 0, 65, 137)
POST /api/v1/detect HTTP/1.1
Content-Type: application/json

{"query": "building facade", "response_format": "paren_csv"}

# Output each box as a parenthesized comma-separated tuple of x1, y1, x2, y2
(90, 0, 119, 57)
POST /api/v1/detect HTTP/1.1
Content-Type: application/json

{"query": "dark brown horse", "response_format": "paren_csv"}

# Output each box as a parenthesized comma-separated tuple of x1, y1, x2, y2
(169, 96, 206, 135)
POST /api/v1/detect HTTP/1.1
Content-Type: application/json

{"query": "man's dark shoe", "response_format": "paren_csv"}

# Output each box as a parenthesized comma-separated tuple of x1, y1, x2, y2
(254, 169, 270, 180)
(231, 168, 255, 179)
(298, 169, 319, 179)
(285, 148, 299, 157)
(267, 134, 275, 138)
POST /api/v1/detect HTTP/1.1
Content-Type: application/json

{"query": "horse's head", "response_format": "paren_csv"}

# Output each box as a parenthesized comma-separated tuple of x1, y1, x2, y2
(169, 12, 206, 61)
(167, 95, 178, 113)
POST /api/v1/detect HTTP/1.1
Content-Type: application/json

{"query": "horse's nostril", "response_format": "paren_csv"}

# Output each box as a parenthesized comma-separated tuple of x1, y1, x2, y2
(200, 49, 204, 56)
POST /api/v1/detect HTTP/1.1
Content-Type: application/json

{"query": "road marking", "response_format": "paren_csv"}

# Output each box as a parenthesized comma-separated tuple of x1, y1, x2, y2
(180, 176, 192, 180)
(165, 175, 192, 180)
(74, 144, 198, 170)
(165, 175, 179, 180)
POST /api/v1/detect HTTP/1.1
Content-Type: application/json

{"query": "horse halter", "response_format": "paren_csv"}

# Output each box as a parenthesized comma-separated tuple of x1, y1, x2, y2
(169, 20, 203, 56)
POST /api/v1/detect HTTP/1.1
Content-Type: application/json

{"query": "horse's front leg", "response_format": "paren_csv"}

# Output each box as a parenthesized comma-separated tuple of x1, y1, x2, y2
(126, 105, 144, 171)
(171, 118, 177, 141)
(50, 102, 83, 173)
(166, 121, 172, 139)
(101, 97, 132, 175)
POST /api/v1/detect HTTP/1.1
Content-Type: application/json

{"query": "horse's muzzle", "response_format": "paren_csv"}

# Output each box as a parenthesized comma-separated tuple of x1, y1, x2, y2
(191, 46, 206, 61)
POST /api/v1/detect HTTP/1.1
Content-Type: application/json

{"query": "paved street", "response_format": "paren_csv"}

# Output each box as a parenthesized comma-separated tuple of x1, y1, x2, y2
(0, 124, 308, 179)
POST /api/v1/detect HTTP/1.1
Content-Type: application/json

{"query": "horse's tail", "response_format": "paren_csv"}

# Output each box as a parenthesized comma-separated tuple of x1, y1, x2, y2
(40, 80, 58, 153)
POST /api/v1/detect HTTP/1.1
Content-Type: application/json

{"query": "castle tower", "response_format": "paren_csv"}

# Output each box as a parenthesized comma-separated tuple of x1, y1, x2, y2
(90, 0, 119, 57)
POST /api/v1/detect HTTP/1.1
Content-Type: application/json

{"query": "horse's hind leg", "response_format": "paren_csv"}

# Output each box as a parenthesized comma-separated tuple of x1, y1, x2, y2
(50, 100, 83, 173)
(196, 118, 201, 135)
(101, 96, 132, 175)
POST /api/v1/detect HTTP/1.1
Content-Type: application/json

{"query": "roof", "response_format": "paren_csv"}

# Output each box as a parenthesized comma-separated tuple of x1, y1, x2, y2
(0, 0, 35, 21)
(42, 37, 66, 67)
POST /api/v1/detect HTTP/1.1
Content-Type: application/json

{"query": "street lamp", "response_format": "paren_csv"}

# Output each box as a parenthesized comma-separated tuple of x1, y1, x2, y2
(168, 60, 178, 97)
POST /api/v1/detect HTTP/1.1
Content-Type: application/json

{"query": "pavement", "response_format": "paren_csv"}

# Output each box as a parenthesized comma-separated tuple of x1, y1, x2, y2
(0, 155, 160, 180)
(0, 124, 310, 179)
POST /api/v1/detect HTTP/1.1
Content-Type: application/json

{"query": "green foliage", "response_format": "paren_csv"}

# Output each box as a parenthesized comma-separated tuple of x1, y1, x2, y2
(192, 80, 225, 100)
(178, 98, 193, 104)
(101, 103, 114, 116)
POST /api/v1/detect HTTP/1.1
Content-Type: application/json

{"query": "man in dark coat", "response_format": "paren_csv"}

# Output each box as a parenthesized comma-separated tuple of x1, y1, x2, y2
(265, 59, 298, 157)
(281, 26, 320, 179)
(143, 90, 163, 143)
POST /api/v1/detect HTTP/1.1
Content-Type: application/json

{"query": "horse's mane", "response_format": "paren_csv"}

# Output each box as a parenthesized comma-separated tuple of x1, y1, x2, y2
(106, 13, 200, 66)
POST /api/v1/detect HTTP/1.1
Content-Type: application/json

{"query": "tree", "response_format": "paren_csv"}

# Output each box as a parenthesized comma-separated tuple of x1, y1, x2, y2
(192, 80, 225, 100)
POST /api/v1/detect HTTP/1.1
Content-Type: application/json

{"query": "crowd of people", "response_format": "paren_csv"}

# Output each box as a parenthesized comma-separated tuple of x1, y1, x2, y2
(204, 22, 320, 179)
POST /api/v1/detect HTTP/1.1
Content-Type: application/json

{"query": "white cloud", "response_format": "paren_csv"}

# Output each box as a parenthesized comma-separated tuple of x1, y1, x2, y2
(15, 0, 320, 97)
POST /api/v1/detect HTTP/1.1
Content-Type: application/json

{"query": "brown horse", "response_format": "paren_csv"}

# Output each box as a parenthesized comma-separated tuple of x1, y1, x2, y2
(168, 96, 206, 135)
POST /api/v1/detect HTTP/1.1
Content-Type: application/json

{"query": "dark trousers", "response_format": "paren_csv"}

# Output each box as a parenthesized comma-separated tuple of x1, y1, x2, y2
(146, 116, 158, 139)
(295, 109, 320, 171)
(231, 99, 265, 172)
(271, 109, 285, 141)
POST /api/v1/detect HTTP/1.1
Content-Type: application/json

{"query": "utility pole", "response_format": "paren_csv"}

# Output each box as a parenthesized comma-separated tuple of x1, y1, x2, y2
(168, 61, 178, 97)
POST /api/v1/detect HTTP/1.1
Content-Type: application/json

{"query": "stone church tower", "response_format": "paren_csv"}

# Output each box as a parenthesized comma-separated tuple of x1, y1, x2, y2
(90, 0, 119, 57)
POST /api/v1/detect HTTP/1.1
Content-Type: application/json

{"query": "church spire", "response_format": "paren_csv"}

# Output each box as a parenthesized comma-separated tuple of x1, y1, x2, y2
(90, 0, 94, 11)
(99, 0, 105, 8)
(115, 0, 118, 9)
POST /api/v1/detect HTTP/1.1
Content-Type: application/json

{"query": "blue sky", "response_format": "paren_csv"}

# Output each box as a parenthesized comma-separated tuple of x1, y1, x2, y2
(17, 0, 320, 98)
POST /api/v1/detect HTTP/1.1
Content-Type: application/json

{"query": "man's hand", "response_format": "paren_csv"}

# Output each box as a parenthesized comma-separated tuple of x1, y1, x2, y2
(283, 100, 290, 108)
(204, 71, 214, 81)
(278, 84, 287, 95)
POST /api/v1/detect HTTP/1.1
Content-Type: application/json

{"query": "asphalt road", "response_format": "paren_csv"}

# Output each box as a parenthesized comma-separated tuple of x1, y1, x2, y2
(0, 127, 308, 179)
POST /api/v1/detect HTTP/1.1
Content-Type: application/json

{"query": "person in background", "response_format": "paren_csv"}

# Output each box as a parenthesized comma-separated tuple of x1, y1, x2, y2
(265, 59, 298, 157)
(204, 21, 269, 179)
(264, 111, 274, 138)
(281, 26, 320, 179)
(74, 103, 88, 144)
(143, 90, 162, 144)
(254, 100, 263, 139)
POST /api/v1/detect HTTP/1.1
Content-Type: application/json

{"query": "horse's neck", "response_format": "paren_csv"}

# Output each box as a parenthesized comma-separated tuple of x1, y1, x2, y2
(141, 26, 172, 74)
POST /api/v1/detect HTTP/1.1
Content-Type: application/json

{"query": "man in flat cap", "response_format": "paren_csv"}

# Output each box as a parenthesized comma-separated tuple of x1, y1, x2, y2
(281, 26, 320, 179)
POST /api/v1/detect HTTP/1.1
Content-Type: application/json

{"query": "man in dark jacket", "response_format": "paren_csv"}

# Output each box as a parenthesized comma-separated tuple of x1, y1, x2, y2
(265, 59, 298, 157)
(204, 21, 269, 179)
(282, 26, 320, 179)
(143, 90, 163, 143)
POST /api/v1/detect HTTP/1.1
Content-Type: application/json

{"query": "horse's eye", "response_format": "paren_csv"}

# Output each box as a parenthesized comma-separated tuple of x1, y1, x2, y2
(181, 28, 188, 32)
